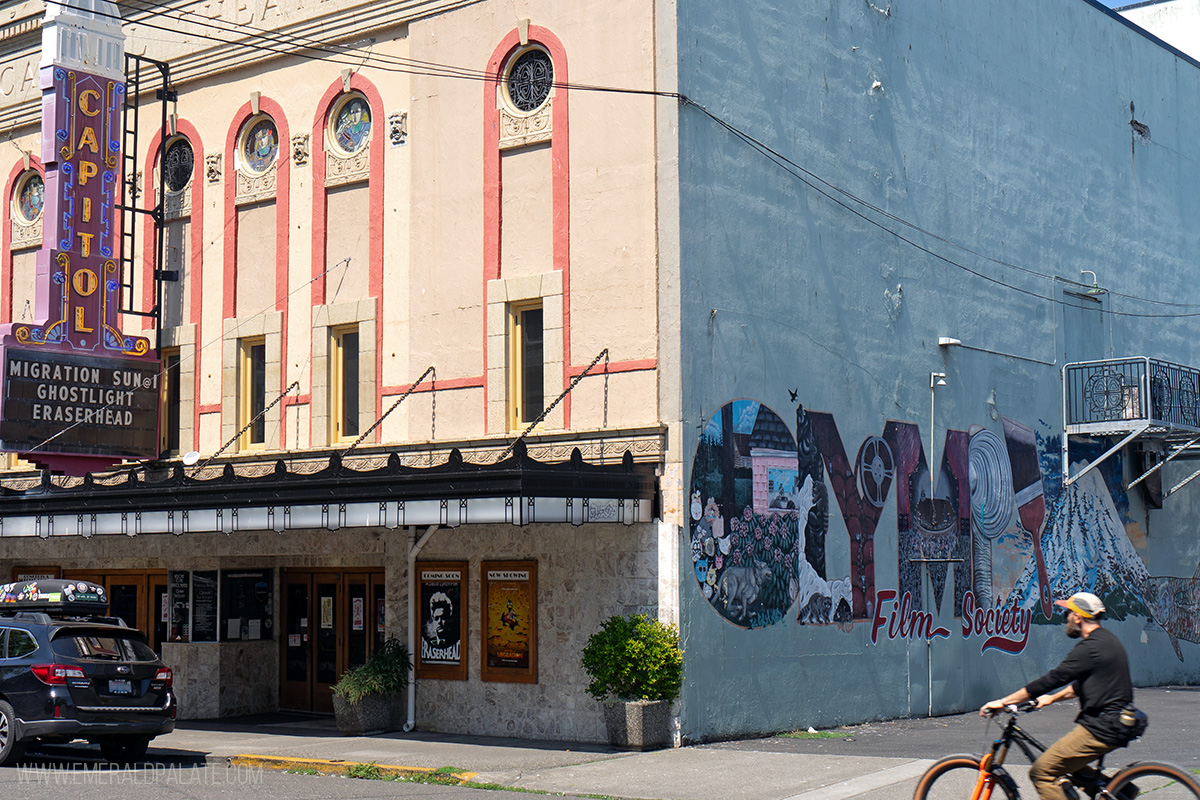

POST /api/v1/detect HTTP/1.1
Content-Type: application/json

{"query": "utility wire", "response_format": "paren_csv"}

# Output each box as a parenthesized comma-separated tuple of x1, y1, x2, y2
(110, 0, 1200, 315)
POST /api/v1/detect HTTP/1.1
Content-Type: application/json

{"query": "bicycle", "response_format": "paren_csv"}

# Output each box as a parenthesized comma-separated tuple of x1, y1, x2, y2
(913, 702, 1200, 799)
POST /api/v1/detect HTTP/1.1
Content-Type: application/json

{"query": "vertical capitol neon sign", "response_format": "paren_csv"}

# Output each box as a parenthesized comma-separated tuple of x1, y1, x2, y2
(0, 0, 161, 475)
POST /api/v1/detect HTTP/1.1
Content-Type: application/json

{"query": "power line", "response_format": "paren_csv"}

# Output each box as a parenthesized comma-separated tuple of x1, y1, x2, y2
(680, 99, 1200, 319)
(33, 2, 1200, 321)
(116, 0, 1200, 316)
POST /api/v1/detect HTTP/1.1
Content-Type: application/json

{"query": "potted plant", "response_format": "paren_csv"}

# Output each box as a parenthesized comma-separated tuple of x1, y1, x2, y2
(581, 613, 683, 750)
(331, 637, 412, 735)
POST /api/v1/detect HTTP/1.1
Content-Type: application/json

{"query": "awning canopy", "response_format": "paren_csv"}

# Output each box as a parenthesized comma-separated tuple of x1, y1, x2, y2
(0, 442, 658, 537)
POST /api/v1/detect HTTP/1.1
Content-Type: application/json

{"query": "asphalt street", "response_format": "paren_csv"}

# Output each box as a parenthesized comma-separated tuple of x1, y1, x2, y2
(0, 685, 1192, 800)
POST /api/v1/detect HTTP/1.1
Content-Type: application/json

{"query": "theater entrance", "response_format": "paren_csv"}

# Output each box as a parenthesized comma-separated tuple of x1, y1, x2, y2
(279, 569, 385, 713)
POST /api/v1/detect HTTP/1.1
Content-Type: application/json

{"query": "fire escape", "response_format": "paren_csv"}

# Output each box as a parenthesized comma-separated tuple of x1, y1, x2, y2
(117, 54, 177, 342)
(1063, 358, 1200, 499)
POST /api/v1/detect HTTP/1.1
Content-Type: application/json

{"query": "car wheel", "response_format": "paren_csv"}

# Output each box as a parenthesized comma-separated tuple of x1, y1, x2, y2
(99, 735, 150, 765)
(0, 701, 27, 767)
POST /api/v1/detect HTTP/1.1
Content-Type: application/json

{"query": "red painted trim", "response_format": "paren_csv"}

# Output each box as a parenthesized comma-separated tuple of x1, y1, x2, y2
(312, 75, 386, 445)
(197, 403, 222, 415)
(381, 375, 485, 395)
(565, 358, 657, 379)
(224, 99, 290, 446)
(2, 158, 45, 325)
(140, 121, 206, 451)
(281, 394, 311, 407)
(484, 28, 570, 434)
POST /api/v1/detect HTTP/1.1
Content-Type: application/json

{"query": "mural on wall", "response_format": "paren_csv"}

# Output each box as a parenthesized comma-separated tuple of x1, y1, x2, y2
(688, 398, 1200, 660)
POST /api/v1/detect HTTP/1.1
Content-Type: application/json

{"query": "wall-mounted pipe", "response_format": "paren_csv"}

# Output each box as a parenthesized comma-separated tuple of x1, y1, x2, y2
(404, 523, 440, 733)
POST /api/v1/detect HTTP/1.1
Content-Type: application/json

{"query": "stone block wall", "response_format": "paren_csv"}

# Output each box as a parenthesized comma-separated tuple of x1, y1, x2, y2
(413, 521, 659, 742)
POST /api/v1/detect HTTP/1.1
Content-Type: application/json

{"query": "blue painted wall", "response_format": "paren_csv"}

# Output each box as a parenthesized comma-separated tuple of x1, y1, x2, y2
(676, 0, 1200, 741)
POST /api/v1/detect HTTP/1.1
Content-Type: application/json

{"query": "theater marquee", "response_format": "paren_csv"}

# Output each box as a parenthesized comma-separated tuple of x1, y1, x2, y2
(0, 350, 159, 458)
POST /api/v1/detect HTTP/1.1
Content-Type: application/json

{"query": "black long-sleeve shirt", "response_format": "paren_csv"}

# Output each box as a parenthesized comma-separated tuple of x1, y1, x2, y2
(1024, 626, 1133, 745)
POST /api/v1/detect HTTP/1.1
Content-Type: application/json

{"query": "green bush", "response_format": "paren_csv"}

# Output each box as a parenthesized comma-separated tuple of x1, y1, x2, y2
(580, 614, 683, 702)
(332, 637, 412, 705)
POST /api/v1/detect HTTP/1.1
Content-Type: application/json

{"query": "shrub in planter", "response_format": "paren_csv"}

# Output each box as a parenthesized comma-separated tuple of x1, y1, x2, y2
(332, 637, 412, 735)
(581, 614, 682, 750)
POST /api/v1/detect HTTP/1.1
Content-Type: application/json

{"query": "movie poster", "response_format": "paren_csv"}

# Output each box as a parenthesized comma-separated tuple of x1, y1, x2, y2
(480, 560, 537, 683)
(416, 562, 467, 680)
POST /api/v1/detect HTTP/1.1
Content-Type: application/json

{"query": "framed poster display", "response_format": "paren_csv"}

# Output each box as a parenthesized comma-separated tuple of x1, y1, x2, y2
(416, 561, 467, 680)
(191, 570, 219, 642)
(168, 571, 190, 642)
(480, 560, 537, 684)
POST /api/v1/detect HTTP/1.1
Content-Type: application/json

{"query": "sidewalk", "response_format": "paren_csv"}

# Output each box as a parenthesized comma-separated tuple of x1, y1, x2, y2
(149, 685, 1200, 800)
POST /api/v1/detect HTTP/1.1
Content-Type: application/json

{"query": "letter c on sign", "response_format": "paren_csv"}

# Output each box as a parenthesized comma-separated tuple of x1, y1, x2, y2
(72, 268, 98, 297)
(79, 89, 101, 117)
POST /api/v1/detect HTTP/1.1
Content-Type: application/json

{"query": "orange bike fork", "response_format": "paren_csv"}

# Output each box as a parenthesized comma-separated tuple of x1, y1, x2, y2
(971, 754, 996, 800)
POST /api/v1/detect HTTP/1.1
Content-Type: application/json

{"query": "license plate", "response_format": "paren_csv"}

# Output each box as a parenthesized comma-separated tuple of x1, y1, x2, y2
(108, 679, 132, 695)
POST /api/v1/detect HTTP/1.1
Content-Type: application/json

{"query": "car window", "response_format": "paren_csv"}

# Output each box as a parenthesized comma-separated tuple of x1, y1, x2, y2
(7, 630, 37, 658)
(50, 632, 158, 662)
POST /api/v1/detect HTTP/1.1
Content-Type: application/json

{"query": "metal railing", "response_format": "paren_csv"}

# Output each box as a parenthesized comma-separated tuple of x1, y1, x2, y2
(1064, 357, 1200, 430)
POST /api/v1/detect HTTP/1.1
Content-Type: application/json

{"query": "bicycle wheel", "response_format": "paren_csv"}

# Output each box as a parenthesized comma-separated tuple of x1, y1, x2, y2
(1104, 760, 1200, 800)
(913, 754, 1017, 800)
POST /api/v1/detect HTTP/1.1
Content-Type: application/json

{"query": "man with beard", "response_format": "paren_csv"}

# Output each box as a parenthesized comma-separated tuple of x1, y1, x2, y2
(979, 592, 1133, 800)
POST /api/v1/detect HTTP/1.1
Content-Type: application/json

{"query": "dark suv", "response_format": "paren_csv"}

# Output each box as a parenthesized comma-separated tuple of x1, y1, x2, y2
(0, 579, 175, 765)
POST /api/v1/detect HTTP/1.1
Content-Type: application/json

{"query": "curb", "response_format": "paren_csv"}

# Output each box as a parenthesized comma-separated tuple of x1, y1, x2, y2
(226, 754, 476, 782)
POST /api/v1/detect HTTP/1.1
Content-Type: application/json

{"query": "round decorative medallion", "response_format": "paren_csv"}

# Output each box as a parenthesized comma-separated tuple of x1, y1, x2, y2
(330, 94, 371, 156)
(13, 172, 44, 225)
(240, 116, 278, 175)
(163, 138, 194, 193)
(505, 48, 553, 113)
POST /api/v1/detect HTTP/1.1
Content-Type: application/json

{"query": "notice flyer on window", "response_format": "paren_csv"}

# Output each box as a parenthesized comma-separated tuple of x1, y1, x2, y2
(416, 562, 467, 681)
(480, 561, 537, 684)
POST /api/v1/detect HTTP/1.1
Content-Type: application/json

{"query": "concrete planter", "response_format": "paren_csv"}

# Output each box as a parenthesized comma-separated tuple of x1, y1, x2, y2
(602, 699, 671, 750)
(332, 693, 394, 736)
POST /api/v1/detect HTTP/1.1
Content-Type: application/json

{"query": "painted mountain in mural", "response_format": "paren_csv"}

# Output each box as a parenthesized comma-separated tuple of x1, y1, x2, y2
(1008, 467, 1150, 621)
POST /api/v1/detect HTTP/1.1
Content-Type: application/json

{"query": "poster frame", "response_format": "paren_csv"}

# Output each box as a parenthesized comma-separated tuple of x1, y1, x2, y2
(415, 561, 468, 681)
(480, 560, 537, 684)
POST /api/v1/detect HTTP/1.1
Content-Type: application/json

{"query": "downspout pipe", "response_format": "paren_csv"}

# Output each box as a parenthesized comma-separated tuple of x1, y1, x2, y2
(404, 524, 440, 732)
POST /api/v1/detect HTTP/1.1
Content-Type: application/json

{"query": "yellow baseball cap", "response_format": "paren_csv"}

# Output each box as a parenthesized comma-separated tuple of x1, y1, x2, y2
(1054, 592, 1105, 619)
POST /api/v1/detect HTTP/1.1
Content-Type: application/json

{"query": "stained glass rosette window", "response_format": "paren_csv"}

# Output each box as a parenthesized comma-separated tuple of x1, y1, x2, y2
(330, 95, 371, 156)
(13, 172, 44, 225)
(239, 116, 278, 175)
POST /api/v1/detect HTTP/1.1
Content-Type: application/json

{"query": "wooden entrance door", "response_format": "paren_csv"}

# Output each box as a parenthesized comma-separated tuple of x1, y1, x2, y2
(280, 569, 385, 713)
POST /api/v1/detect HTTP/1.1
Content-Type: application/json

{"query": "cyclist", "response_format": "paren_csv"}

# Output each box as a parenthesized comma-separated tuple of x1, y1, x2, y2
(979, 591, 1133, 800)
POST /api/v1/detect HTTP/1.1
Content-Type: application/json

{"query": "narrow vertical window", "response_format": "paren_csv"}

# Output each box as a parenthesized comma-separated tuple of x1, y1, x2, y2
(510, 304, 544, 428)
(159, 349, 181, 455)
(331, 327, 360, 443)
(240, 338, 267, 449)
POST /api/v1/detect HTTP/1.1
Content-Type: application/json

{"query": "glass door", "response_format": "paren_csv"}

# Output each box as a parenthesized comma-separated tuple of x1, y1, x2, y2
(280, 574, 312, 711)
(313, 579, 339, 713)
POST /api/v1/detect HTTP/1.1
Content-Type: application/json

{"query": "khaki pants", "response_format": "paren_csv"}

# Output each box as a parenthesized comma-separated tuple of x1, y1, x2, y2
(1029, 724, 1114, 800)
